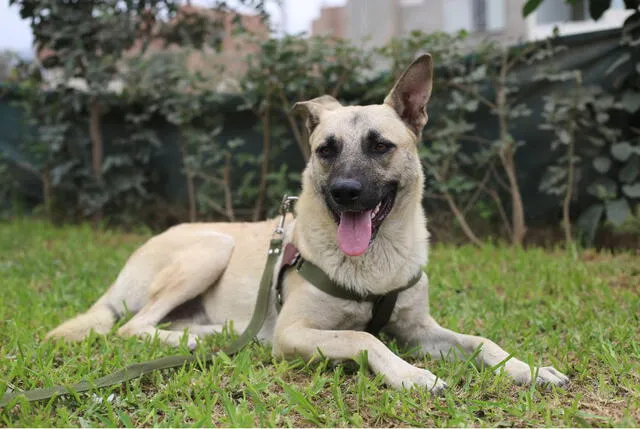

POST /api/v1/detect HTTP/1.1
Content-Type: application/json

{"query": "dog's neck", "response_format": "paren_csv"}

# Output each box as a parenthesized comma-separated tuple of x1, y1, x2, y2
(291, 186, 429, 296)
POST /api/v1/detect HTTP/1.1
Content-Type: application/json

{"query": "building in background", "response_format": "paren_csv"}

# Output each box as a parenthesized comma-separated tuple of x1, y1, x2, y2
(311, 5, 347, 38)
(316, 0, 528, 48)
(312, 0, 632, 48)
(37, 5, 269, 93)
(526, 0, 632, 40)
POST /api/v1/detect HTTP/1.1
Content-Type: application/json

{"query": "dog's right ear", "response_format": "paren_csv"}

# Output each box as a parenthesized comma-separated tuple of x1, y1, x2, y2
(292, 95, 343, 136)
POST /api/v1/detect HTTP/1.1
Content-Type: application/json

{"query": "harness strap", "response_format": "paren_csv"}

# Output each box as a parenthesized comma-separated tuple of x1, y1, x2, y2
(276, 243, 424, 336)
(0, 238, 284, 408)
(365, 292, 401, 336)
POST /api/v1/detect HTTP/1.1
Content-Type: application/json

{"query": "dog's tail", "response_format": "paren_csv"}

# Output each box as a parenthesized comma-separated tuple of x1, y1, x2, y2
(45, 297, 118, 342)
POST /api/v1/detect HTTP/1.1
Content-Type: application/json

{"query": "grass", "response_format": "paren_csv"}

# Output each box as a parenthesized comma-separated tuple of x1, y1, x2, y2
(0, 219, 639, 427)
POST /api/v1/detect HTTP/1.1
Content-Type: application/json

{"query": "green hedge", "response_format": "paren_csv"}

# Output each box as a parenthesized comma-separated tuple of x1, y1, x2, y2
(0, 28, 638, 244)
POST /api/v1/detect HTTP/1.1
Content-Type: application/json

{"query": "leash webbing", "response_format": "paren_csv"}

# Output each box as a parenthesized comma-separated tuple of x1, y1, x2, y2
(0, 238, 283, 408)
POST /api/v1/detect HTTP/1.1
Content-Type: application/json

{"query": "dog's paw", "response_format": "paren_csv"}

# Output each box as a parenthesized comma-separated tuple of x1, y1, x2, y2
(388, 367, 448, 394)
(535, 366, 569, 388)
(183, 335, 200, 350)
(503, 363, 569, 388)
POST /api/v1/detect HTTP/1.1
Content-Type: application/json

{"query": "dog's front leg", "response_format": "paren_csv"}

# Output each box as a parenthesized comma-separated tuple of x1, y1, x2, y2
(412, 316, 569, 387)
(273, 322, 447, 393)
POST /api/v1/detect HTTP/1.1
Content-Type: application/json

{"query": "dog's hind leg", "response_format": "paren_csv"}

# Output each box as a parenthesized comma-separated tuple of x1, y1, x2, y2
(117, 236, 234, 349)
(45, 298, 118, 341)
(165, 322, 226, 337)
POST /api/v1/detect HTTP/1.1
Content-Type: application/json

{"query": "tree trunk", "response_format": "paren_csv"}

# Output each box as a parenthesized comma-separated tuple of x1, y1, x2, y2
(278, 89, 309, 161)
(443, 191, 483, 247)
(179, 140, 197, 223)
(431, 168, 482, 247)
(496, 53, 526, 246)
(562, 134, 575, 246)
(42, 168, 52, 219)
(186, 172, 196, 222)
(563, 74, 582, 246)
(89, 96, 103, 225)
(223, 152, 235, 221)
(500, 147, 527, 246)
(89, 97, 103, 181)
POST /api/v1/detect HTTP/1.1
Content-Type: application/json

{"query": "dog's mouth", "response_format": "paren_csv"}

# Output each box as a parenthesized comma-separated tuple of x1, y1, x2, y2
(327, 187, 397, 257)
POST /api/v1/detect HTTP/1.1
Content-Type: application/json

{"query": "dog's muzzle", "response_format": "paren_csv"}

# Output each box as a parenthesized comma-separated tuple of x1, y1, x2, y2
(325, 179, 398, 256)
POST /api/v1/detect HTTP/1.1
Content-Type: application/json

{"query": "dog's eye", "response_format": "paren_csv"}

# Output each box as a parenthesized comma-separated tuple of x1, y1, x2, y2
(317, 144, 336, 159)
(372, 142, 395, 154)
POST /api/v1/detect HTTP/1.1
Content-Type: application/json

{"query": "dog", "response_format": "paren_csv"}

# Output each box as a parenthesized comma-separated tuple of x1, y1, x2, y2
(46, 54, 569, 392)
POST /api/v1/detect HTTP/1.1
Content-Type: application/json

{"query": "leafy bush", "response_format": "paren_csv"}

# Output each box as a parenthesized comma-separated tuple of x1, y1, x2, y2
(1, 1, 638, 246)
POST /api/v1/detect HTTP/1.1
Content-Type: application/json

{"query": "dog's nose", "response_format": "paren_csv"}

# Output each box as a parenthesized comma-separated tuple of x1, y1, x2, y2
(330, 178, 362, 206)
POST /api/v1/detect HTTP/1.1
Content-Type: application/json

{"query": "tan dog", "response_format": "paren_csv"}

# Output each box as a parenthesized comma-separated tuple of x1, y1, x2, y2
(47, 55, 569, 392)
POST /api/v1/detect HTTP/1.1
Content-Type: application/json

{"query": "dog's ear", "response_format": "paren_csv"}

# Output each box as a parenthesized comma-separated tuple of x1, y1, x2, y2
(293, 95, 343, 136)
(384, 54, 433, 137)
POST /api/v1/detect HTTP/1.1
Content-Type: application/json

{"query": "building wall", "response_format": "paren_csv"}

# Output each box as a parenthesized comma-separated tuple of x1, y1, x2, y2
(314, 0, 630, 60)
(311, 6, 346, 38)
(36, 7, 269, 93)
(346, 0, 399, 49)
(535, 0, 573, 25)
(400, 1, 443, 36)
(501, 0, 528, 42)
(442, 0, 473, 33)
(344, 0, 528, 49)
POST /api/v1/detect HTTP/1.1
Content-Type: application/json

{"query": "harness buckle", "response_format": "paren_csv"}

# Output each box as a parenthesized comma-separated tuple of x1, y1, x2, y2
(273, 195, 298, 238)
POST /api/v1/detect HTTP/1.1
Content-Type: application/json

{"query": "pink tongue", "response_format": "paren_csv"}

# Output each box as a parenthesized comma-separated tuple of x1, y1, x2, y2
(337, 211, 372, 256)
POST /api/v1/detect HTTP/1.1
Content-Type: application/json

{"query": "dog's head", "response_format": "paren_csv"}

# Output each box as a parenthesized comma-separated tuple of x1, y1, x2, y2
(294, 54, 433, 257)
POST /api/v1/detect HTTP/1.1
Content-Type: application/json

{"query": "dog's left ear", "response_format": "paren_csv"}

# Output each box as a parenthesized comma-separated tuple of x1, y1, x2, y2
(293, 95, 343, 137)
(384, 54, 433, 137)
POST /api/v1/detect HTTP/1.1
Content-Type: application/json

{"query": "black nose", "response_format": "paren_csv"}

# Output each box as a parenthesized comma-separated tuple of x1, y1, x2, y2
(330, 178, 362, 206)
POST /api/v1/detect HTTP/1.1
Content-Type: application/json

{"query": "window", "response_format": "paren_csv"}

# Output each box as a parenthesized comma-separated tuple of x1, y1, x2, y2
(471, 0, 504, 32)
(570, 0, 588, 21)
(443, 0, 504, 34)
(611, 0, 625, 9)
(443, 0, 473, 33)
(472, 0, 487, 32)
(486, 0, 505, 31)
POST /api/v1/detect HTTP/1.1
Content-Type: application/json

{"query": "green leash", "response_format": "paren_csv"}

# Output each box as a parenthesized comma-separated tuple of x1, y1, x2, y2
(0, 231, 288, 408)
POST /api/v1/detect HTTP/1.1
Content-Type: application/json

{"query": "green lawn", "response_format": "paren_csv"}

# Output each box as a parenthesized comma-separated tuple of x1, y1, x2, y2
(0, 219, 638, 427)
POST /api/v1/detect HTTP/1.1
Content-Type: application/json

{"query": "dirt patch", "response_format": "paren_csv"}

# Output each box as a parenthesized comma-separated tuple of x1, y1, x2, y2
(579, 251, 640, 293)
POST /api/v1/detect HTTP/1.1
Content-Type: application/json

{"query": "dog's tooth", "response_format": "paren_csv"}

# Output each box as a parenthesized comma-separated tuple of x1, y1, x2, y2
(372, 202, 381, 217)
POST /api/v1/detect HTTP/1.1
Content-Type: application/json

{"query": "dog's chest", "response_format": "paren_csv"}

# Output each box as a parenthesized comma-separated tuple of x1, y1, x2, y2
(279, 272, 377, 331)
(330, 299, 377, 331)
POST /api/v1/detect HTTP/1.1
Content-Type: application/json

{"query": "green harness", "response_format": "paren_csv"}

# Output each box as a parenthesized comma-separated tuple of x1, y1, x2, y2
(0, 196, 422, 407)
(277, 243, 422, 335)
